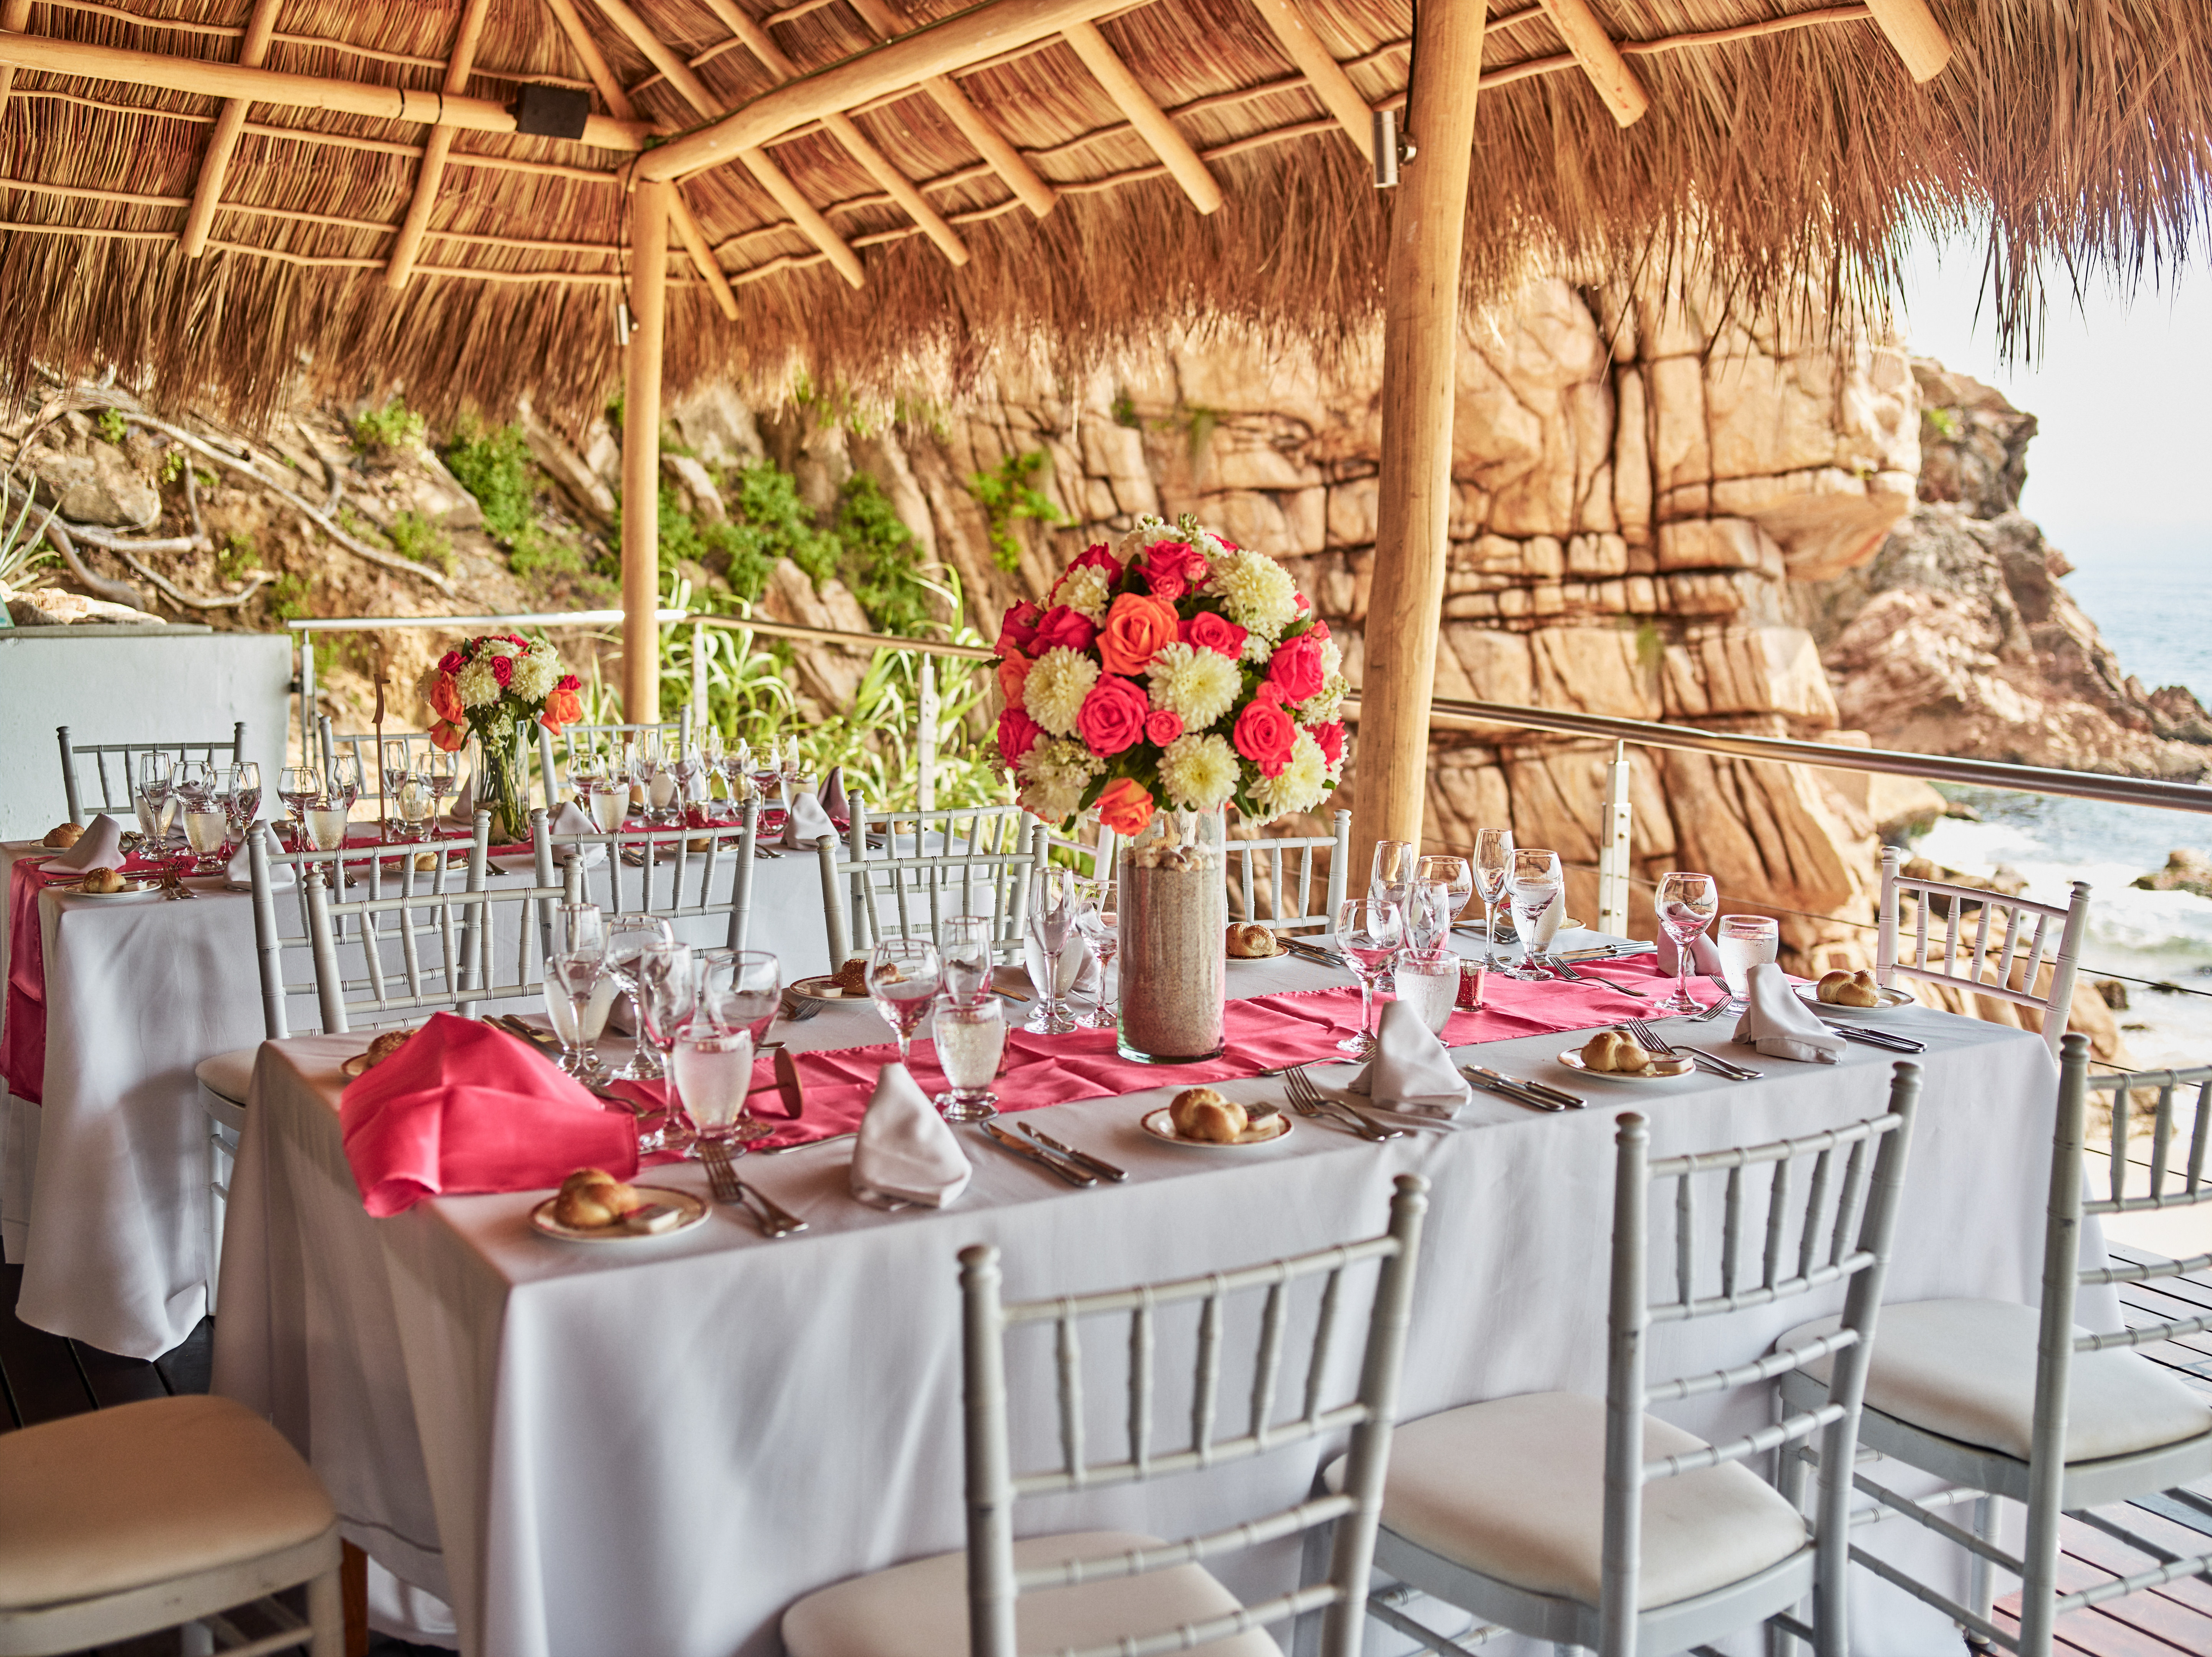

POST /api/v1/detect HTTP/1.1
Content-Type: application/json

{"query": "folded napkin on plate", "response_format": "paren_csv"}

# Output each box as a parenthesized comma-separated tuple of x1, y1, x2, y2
(339, 1011, 638, 1215)
(49, 813, 124, 871)
(1345, 997, 1470, 1118)
(224, 824, 295, 890)
(444, 777, 475, 825)
(1733, 962, 1844, 1065)
(820, 766, 848, 823)
(851, 1062, 970, 1208)
(782, 792, 837, 850)
(543, 800, 608, 866)
(1023, 931, 1100, 999)
(1656, 928, 1725, 976)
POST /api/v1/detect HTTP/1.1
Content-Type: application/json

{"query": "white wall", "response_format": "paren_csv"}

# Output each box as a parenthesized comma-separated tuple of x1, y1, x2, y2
(0, 625, 294, 842)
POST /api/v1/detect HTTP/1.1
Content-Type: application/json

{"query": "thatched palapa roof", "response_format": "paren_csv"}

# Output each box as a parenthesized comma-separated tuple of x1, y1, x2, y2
(0, 0, 2207, 428)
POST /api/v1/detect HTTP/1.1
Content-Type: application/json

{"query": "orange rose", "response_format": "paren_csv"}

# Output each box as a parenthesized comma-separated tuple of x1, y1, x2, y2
(997, 653, 1031, 708)
(1096, 593, 1179, 678)
(429, 719, 469, 752)
(1095, 777, 1156, 838)
(540, 686, 583, 730)
(429, 673, 464, 724)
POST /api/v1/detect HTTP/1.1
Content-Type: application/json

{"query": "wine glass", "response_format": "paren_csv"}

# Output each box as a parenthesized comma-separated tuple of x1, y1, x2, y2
(230, 760, 261, 827)
(636, 729, 672, 822)
(278, 765, 318, 847)
(395, 774, 437, 842)
(422, 749, 459, 820)
(328, 754, 364, 818)
(1369, 839, 1417, 911)
(699, 948, 781, 1045)
(867, 938, 943, 1063)
(137, 757, 177, 845)
(175, 758, 214, 810)
(939, 913, 996, 1007)
(1714, 914, 1778, 1014)
(931, 996, 1006, 1123)
(1073, 879, 1119, 1030)
(544, 904, 609, 1078)
(1504, 848, 1563, 980)
(1655, 871, 1720, 1016)
(1412, 855, 1471, 948)
(1473, 828, 1514, 968)
(381, 739, 411, 809)
(604, 912, 675, 1080)
(1335, 898, 1404, 1056)
(634, 942, 697, 1154)
(1025, 866, 1082, 1035)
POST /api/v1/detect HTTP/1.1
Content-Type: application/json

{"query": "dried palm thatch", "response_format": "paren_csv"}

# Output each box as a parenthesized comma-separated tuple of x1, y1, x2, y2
(0, 0, 2205, 433)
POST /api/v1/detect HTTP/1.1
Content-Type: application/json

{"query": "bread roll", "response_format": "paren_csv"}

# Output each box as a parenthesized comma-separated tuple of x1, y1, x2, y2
(1225, 923, 1280, 959)
(43, 822, 82, 849)
(1169, 1085, 1247, 1143)
(551, 1169, 639, 1229)
(1580, 1029, 1651, 1073)
(830, 956, 871, 996)
(1818, 969, 1883, 1008)
(363, 1029, 411, 1069)
(79, 866, 127, 894)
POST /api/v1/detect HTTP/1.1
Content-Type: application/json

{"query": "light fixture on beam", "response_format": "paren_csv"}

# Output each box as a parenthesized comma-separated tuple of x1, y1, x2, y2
(513, 83, 592, 139)
(1372, 107, 1412, 188)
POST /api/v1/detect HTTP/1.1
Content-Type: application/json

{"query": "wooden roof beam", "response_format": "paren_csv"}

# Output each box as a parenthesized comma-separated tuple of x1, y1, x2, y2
(0, 30, 652, 147)
(1864, 0, 1950, 83)
(1246, 0, 1371, 161)
(841, 0, 1055, 217)
(1063, 21, 1219, 212)
(1536, 0, 1647, 127)
(178, 0, 283, 256)
(586, 0, 867, 284)
(0, 1, 33, 126)
(668, 187, 743, 315)
(385, 0, 493, 289)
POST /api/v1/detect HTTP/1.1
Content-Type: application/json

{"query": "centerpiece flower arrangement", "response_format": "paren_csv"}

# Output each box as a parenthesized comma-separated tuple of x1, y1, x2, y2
(423, 633, 583, 843)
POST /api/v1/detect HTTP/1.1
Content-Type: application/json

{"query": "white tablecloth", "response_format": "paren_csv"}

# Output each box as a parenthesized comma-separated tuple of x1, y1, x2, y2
(0, 837, 840, 1357)
(209, 959, 2095, 1657)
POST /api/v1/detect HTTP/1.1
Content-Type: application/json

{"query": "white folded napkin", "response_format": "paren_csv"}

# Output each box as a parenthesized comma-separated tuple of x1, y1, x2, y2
(1734, 962, 1846, 1064)
(851, 1062, 971, 1208)
(50, 813, 123, 870)
(1345, 997, 1470, 1118)
(444, 777, 475, 825)
(224, 824, 295, 890)
(1656, 928, 1725, 977)
(1023, 932, 1100, 999)
(820, 766, 849, 822)
(782, 792, 837, 850)
(543, 800, 610, 867)
(1500, 886, 1563, 949)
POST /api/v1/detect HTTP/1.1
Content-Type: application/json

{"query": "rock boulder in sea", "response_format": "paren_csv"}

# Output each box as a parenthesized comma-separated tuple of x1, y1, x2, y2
(2133, 850, 2212, 900)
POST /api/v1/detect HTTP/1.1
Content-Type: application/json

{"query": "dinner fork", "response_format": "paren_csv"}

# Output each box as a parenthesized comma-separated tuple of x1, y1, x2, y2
(778, 989, 823, 1023)
(697, 1140, 807, 1236)
(1283, 1067, 1403, 1141)
(1541, 953, 1645, 998)
(1627, 1018, 1756, 1081)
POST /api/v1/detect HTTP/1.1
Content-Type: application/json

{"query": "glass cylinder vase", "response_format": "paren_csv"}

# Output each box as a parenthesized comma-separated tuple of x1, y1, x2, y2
(1115, 808, 1227, 1064)
(470, 728, 532, 845)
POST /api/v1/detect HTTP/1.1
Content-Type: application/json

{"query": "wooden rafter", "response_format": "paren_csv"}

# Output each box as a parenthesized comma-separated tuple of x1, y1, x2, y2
(1536, 0, 1646, 127)
(1245, 0, 1371, 161)
(0, 0, 30, 123)
(1062, 20, 1220, 213)
(1864, 0, 1950, 82)
(179, 0, 283, 258)
(384, 0, 493, 289)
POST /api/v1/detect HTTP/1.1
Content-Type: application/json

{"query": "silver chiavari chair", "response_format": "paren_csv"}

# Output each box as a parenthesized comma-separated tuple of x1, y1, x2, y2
(56, 720, 247, 825)
(1773, 1036, 2212, 1657)
(817, 790, 1035, 972)
(534, 707, 690, 800)
(1042, 821, 1119, 886)
(530, 797, 756, 951)
(1366, 1075, 1920, 1657)
(783, 1174, 1431, 1657)
(1227, 807, 1349, 932)
(1878, 847, 2090, 1058)
(316, 716, 439, 792)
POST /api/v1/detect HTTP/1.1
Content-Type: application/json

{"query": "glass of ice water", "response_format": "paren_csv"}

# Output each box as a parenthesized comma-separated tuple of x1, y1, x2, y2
(1394, 947, 1460, 1035)
(1714, 914, 1778, 1012)
(932, 996, 1006, 1123)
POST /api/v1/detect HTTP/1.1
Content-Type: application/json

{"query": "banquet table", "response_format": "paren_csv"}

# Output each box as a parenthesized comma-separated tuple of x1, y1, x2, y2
(208, 945, 2103, 1657)
(0, 832, 842, 1357)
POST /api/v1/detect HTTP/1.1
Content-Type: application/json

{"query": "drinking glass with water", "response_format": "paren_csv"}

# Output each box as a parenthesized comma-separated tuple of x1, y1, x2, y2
(1714, 914, 1778, 1011)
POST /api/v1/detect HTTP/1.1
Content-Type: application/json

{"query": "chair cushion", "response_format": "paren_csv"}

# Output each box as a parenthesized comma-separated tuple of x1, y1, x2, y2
(781, 1529, 1283, 1657)
(0, 1395, 334, 1610)
(1780, 1299, 2212, 1465)
(195, 1046, 259, 1106)
(1335, 1391, 1806, 1611)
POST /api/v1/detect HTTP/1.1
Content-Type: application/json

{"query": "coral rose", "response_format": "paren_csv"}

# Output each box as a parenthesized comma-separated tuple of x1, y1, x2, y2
(1144, 708, 1184, 746)
(997, 653, 1031, 708)
(540, 687, 582, 729)
(1070, 543, 1123, 582)
(997, 707, 1043, 769)
(1075, 675, 1149, 756)
(1180, 611, 1247, 660)
(1267, 630, 1326, 702)
(429, 673, 464, 724)
(1311, 720, 1346, 770)
(1233, 696, 1299, 778)
(1095, 777, 1156, 838)
(995, 600, 1043, 658)
(1141, 540, 1209, 602)
(1096, 593, 1179, 676)
(430, 719, 469, 753)
(1033, 604, 1097, 655)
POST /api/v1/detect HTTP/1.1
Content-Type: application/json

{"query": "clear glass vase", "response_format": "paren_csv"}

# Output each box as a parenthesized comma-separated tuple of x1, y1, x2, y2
(1115, 808, 1227, 1064)
(471, 729, 532, 846)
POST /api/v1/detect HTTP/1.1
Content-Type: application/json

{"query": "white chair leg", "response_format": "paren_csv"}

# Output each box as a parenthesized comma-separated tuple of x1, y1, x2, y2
(1965, 1496, 1997, 1651)
(180, 1618, 215, 1656)
(1768, 1444, 1814, 1657)
(308, 1564, 345, 1657)
(206, 1124, 228, 1318)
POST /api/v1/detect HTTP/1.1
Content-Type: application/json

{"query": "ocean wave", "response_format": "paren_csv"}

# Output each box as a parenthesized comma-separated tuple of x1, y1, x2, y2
(1913, 818, 2212, 961)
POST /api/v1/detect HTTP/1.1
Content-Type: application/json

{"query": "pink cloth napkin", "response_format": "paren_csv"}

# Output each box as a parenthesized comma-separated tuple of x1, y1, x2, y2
(2, 845, 169, 1105)
(340, 1012, 639, 1215)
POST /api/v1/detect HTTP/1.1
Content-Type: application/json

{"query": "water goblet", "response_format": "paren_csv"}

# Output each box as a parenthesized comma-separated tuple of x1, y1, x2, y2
(184, 802, 231, 871)
(931, 997, 1007, 1123)
(1655, 872, 1720, 1015)
(304, 800, 350, 853)
(1473, 827, 1514, 968)
(670, 1021, 756, 1151)
(395, 774, 437, 842)
(868, 938, 943, 1063)
(544, 904, 610, 1078)
(1335, 898, 1404, 1056)
(137, 759, 178, 845)
(1406, 875, 1458, 954)
(328, 754, 364, 817)
(699, 948, 781, 1045)
(1025, 866, 1082, 1035)
(1504, 848, 1564, 980)
(1073, 882, 1119, 1030)
(939, 913, 996, 1007)
(604, 913, 676, 1080)
(277, 766, 319, 848)
(634, 942, 697, 1153)
(1414, 855, 1472, 940)
(1369, 839, 1417, 912)
(1714, 914, 1778, 1013)
(1394, 946, 1462, 1035)
(175, 759, 214, 810)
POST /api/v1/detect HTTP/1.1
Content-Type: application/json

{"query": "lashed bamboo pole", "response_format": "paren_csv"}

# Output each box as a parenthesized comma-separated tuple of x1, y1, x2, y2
(1350, 0, 1487, 870)
(622, 178, 671, 725)
(1062, 21, 1220, 213)
(179, 0, 283, 256)
(668, 190, 742, 317)
(1246, 0, 1372, 160)
(1538, 0, 1647, 126)
(0, 0, 29, 124)
(386, 0, 494, 289)
(737, 149, 866, 285)
(1864, 0, 1950, 82)
(0, 30, 651, 147)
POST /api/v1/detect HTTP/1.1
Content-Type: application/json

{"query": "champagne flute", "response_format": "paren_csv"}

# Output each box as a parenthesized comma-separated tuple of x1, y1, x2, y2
(1473, 827, 1515, 969)
(634, 942, 697, 1154)
(867, 938, 943, 1063)
(1025, 866, 1081, 1035)
(1335, 898, 1403, 1056)
(1073, 880, 1119, 1030)
(931, 997, 1006, 1123)
(1504, 848, 1563, 980)
(1655, 871, 1720, 1015)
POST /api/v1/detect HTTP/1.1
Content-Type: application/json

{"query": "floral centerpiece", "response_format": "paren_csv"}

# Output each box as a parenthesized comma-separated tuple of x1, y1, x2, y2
(423, 633, 582, 843)
(992, 516, 1348, 1062)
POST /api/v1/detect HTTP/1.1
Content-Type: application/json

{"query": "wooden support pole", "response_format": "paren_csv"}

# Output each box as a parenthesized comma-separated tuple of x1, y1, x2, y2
(0, 0, 30, 125)
(1247, 0, 1373, 161)
(179, 0, 282, 257)
(1350, 0, 1487, 870)
(622, 178, 671, 726)
(386, 0, 493, 288)
(1063, 20, 1221, 213)
(1864, 0, 1950, 82)
(1538, 0, 1648, 127)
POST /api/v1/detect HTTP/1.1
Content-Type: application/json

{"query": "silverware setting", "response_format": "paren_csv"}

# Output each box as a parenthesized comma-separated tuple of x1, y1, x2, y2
(1676, 1042, 1762, 1081)
(697, 1140, 807, 1236)
(1541, 953, 1646, 998)
(1461, 1064, 1583, 1112)
(1014, 1122, 1126, 1182)
(1282, 1067, 1405, 1141)
(779, 990, 823, 1024)
(1822, 1020, 1926, 1053)
(977, 1120, 1096, 1186)
(1278, 937, 1346, 969)
(1624, 1018, 1755, 1082)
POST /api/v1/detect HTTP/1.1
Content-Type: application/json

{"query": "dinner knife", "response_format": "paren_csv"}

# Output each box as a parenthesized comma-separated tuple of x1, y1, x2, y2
(977, 1122, 1096, 1187)
(1822, 1022, 1926, 1053)
(1015, 1122, 1127, 1182)
(1675, 1044, 1762, 1080)
(1460, 1067, 1566, 1113)
(1463, 1063, 1584, 1110)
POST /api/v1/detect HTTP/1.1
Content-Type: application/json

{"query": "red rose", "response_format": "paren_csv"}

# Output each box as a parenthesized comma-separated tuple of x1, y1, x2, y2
(437, 650, 464, 674)
(507, 633, 527, 647)
(1267, 631, 1325, 702)
(1069, 543, 1123, 582)
(556, 673, 580, 692)
(1233, 696, 1299, 778)
(1180, 611, 1248, 659)
(997, 707, 1042, 769)
(996, 601, 1043, 658)
(1294, 592, 1310, 612)
(1311, 721, 1345, 769)
(1095, 777, 1156, 838)
(1033, 605, 1097, 655)
(1075, 675, 1148, 756)
(490, 655, 514, 688)
(1141, 540, 1210, 602)
(1144, 708, 1184, 746)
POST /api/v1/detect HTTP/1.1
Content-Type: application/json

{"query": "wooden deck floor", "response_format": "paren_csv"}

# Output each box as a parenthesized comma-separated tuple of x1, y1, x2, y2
(3, 1254, 2208, 1657)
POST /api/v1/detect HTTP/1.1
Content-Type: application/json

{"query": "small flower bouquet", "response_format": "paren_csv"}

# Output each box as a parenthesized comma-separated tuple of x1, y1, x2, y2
(993, 515, 1348, 836)
(422, 633, 582, 842)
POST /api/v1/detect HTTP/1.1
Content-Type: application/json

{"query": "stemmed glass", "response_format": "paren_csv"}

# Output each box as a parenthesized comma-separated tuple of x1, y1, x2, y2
(672, 948, 780, 1150)
(230, 760, 261, 827)
(544, 903, 609, 1078)
(636, 730, 672, 822)
(136, 755, 177, 846)
(939, 913, 996, 1007)
(396, 774, 437, 842)
(604, 913, 675, 1080)
(1025, 866, 1082, 1035)
(931, 996, 1006, 1123)
(1504, 848, 1563, 980)
(381, 741, 411, 833)
(328, 754, 364, 819)
(1655, 871, 1720, 1016)
(1073, 879, 1119, 1030)
(1408, 854, 1471, 953)
(866, 938, 943, 1063)
(422, 749, 459, 824)
(278, 765, 318, 848)
(1335, 898, 1404, 1056)
(1473, 828, 1514, 968)
(1370, 839, 1416, 911)
(634, 942, 697, 1154)
(175, 759, 214, 811)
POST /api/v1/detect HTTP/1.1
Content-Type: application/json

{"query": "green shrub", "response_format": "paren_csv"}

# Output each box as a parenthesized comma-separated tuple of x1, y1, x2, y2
(215, 532, 259, 584)
(967, 450, 1065, 572)
(265, 572, 311, 622)
(442, 420, 537, 547)
(837, 473, 933, 636)
(388, 510, 454, 573)
(95, 409, 127, 446)
(352, 397, 426, 457)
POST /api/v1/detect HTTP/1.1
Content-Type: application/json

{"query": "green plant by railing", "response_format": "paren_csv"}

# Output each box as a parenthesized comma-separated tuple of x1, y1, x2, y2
(967, 449, 1065, 572)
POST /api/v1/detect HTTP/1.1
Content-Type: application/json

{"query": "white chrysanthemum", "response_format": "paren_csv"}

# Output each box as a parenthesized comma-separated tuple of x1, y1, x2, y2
(1207, 549, 1301, 640)
(455, 657, 503, 709)
(1318, 635, 1343, 680)
(1017, 738, 1099, 823)
(512, 651, 559, 703)
(1144, 643, 1241, 730)
(1157, 733, 1241, 812)
(1023, 647, 1099, 737)
(1293, 671, 1348, 725)
(1247, 729, 1329, 820)
(1053, 564, 1113, 622)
